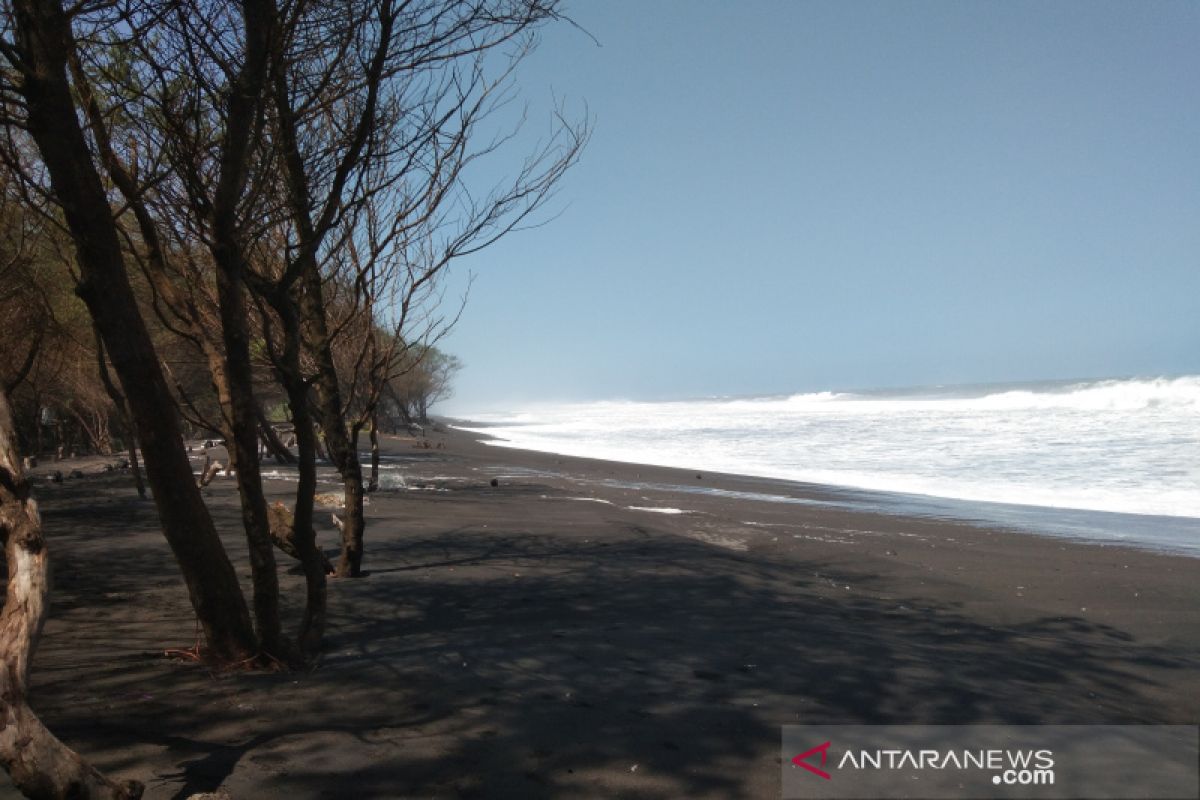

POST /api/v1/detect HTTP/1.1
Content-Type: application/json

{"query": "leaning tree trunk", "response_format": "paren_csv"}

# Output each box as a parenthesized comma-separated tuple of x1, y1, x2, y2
(11, 0, 258, 664)
(0, 389, 144, 799)
(255, 405, 295, 464)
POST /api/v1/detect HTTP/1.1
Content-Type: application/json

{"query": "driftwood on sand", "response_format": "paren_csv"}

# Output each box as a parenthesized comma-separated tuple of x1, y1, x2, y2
(268, 502, 335, 575)
(197, 451, 222, 487)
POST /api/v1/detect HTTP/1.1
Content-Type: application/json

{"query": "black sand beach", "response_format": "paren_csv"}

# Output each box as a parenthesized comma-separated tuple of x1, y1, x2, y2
(6, 427, 1198, 798)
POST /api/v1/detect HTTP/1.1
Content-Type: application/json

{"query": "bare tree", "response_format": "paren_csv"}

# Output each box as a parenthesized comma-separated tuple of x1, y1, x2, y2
(68, 0, 290, 659)
(263, 0, 588, 576)
(43, 0, 320, 660)
(383, 346, 463, 426)
(1, 0, 259, 664)
(101, 0, 328, 653)
(1, 0, 584, 669)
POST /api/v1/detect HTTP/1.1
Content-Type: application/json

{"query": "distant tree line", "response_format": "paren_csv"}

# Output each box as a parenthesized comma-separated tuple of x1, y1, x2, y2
(0, 232, 462, 460)
(0, 0, 585, 794)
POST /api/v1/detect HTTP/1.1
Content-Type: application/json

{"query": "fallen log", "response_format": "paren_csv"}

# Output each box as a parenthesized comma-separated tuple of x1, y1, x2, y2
(267, 502, 335, 575)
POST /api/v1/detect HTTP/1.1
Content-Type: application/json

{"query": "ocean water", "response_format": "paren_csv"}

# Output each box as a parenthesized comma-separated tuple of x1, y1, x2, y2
(455, 376, 1200, 555)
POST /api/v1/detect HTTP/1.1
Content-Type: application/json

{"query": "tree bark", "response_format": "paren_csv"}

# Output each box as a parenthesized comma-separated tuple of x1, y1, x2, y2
(209, 276, 284, 659)
(10, 0, 258, 664)
(0, 388, 144, 799)
(287, 395, 329, 655)
(336, 464, 367, 577)
(368, 414, 381, 493)
(204, 0, 284, 659)
(262, 291, 327, 656)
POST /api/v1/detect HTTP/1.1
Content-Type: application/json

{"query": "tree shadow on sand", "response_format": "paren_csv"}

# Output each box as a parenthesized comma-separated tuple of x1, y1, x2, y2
(12, 475, 1199, 799)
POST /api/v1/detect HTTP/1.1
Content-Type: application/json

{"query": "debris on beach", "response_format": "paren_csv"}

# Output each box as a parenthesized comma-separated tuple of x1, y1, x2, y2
(198, 454, 223, 486)
(314, 492, 344, 508)
(268, 501, 336, 574)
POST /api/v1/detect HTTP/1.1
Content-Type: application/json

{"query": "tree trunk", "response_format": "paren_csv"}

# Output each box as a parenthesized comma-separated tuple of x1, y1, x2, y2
(0, 388, 144, 799)
(265, 292, 327, 657)
(123, 412, 147, 500)
(368, 414, 380, 493)
(297, 269, 367, 577)
(11, 0, 258, 664)
(287, 397, 328, 655)
(336, 463, 367, 577)
(210, 269, 284, 660)
(203, 0, 284, 661)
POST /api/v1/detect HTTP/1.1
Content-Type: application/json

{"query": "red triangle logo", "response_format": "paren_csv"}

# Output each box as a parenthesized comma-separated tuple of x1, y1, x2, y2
(792, 741, 832, 780)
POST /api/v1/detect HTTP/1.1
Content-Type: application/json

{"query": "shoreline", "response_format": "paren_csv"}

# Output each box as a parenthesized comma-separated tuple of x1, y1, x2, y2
(447, 418, 1200, 559)
(10, 427, 1199, 798)
(442, 375, 1200, 527)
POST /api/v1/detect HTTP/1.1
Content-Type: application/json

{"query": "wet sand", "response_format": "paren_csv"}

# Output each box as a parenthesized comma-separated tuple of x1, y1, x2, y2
(7, 427, 1199, 798)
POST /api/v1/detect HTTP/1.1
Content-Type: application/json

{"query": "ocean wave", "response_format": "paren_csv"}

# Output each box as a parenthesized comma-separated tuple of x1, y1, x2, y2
(454, 375, 1200, 522)
(750, 376, 1200, 414)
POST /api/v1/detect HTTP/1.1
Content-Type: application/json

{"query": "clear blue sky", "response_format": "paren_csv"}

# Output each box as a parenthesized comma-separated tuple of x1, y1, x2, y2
(439, 0, 1199, 414)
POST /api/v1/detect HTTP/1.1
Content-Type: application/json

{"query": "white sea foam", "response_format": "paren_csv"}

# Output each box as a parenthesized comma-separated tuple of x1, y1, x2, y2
(375, 472, 407, 490)
(456, 376, 1200, 523)
(626, 506, 690, 515)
